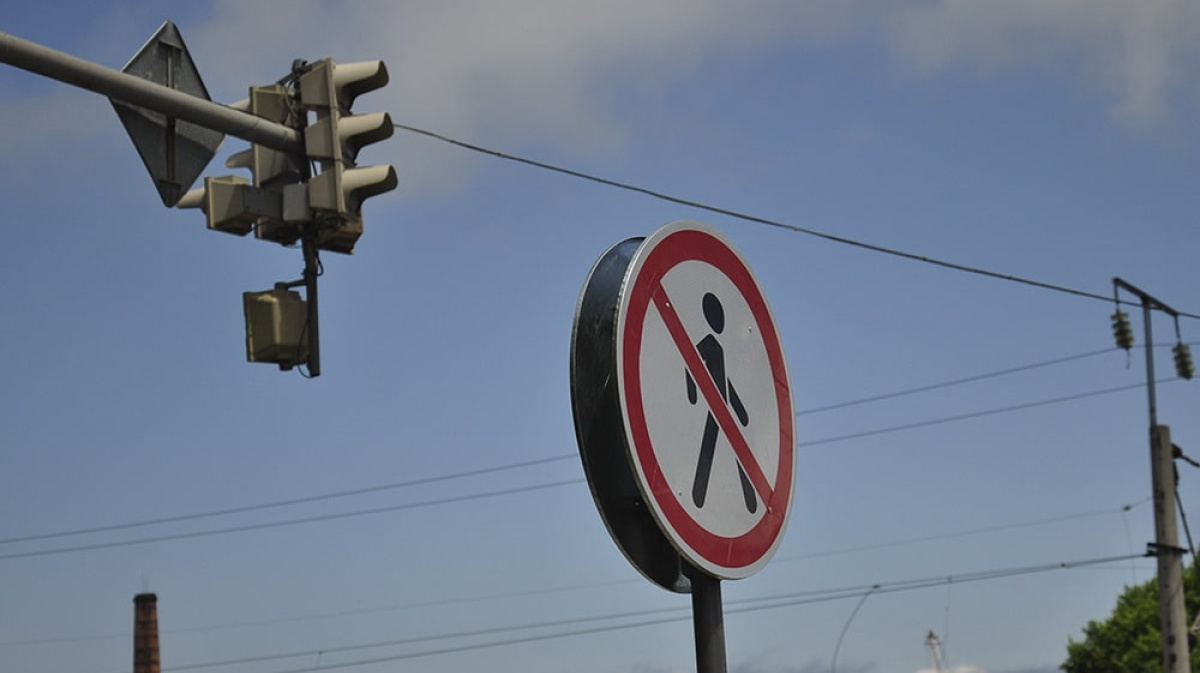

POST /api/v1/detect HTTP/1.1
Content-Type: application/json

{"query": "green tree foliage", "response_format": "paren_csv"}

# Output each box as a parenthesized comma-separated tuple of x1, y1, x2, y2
(1063, 565, 1200, 673)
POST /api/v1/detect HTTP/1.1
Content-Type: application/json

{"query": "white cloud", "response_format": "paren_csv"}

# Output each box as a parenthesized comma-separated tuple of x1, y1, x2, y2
(180, 0, 843, 195)
(5, 1, 1198, 187)
(884, 0, 1200, 127)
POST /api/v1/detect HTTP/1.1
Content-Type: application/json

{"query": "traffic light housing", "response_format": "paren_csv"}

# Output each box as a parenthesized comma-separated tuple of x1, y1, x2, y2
(243, 288, 308, 369)
(227, 84, 304, 188)
(228, 83, 305, 245)
(176, 175, 285, 236)
(298, 59, 397, 254)
(171, 57, 398, 378)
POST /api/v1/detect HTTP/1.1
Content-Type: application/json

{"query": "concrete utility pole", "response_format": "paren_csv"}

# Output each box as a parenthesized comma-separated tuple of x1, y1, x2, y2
(1114, 277, 1192, 673)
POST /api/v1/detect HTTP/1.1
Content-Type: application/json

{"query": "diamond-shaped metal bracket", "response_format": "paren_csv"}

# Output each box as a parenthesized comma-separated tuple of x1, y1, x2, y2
(112, 21, 224, 207)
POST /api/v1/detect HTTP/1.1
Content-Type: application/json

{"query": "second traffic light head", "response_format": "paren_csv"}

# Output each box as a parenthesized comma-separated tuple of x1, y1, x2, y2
(176, 175, 256, 235)
(177, 175, 285, 237)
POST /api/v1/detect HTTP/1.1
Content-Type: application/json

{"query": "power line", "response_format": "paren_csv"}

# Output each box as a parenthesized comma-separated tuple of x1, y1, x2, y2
(798, 346, 1117, 416)
(776, 500, 1150, 564)
(396, 123, 1200, 321)
(3, 376, 1165, 562)
(3, 346, 1177, 562)
(2, 378, 1161, 562)
(0, 479, 582, 562)
(801, 379, 1176, 448)
(8, 500, 1142, 649)
(150, 552, 1142, 673)
(0, 454, 576, 547)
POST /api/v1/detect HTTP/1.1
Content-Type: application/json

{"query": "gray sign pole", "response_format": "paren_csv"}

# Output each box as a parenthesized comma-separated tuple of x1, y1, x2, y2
(688, 569, 728, 673)
(0, 29, 301, 154)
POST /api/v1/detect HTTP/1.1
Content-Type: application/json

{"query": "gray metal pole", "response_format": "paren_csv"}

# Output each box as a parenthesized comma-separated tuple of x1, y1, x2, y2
(689, 570, 728, 673)
(301, 233, 321, 378)
(0, 30, 302, 154)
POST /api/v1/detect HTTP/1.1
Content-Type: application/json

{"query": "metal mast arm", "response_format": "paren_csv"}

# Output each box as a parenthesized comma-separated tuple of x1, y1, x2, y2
(0, 29, 302, 154)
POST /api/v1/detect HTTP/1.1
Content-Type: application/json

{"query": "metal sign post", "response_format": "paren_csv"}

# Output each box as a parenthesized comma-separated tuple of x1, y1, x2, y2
(689, 568, 728, 673)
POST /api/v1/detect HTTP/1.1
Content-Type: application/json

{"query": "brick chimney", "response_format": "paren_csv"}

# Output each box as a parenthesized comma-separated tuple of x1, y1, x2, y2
(133, 593, 160, 673)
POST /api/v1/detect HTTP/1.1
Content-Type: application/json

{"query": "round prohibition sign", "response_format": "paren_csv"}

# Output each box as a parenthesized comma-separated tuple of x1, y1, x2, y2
(617, 221, 794, 579)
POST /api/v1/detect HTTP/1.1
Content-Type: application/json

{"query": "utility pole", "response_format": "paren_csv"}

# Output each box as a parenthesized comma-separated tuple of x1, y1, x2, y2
(1112, 277, 1193, 673)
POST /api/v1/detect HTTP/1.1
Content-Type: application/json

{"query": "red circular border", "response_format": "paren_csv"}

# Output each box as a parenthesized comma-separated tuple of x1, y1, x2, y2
(621, 227, 794, 572)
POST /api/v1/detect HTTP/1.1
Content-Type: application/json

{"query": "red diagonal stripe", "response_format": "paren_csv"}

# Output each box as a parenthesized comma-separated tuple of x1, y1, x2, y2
(651, 286, 773, 504)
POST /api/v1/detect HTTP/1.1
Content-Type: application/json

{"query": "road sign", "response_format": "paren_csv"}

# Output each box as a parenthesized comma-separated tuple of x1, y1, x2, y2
(111, 21, 223, 207)
(572, 236, 691, 593)
(618, 221, 794, 579)
(572, 220, 794, 583)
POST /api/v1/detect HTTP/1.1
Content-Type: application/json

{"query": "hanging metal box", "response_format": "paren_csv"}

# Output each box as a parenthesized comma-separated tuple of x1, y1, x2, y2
(242, 288, 308, 368)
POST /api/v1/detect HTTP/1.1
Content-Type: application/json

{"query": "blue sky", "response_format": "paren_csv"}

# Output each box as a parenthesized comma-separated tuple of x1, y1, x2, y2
(3, 2, 1200, 673)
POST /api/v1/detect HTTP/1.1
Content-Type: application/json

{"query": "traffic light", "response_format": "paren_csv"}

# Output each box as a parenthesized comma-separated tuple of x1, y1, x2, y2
(243, 288, 308, 369)
(298, 58, 398, 254)
(176, 175, 277, 236)
(228, 83, 305, 245)
(227, 84, 303, 187)
(177, 84, 302, 238)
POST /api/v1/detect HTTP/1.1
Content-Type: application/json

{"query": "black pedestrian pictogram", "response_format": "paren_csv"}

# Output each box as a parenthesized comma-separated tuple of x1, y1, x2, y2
(686, 292, 757, 513)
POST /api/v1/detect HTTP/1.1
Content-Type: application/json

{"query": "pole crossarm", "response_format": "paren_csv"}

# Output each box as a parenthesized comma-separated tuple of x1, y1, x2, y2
(1115, 277, 1184, 319)
(0, 29, 302, 154)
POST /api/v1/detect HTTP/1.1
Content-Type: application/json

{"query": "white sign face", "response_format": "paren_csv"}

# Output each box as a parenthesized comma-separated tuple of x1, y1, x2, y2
(616, 221, 795, 579)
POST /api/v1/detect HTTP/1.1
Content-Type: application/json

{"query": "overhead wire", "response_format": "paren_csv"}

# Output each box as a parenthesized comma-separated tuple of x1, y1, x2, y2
(798, 346, 1117, 416)
(0, 340, 1180, 561)
(2, 344, 1139, 550)
(0, 478, 582, 562)
(0, 454, 576, 547)
(801, 378, 1178, 448)
(395, 123, 1200, 321)
(776, 499, 1149, 564)
(2, 360, 1170, 562)
(144, 552, 1143, 673)
(6, 499, 1143, 649)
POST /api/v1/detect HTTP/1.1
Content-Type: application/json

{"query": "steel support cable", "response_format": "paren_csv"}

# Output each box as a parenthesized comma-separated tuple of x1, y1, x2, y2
(395, 123, 1200, 321)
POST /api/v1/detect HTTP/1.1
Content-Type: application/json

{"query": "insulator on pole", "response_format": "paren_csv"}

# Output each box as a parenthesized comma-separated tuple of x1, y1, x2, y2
(1174, 343, 1195, 380)
(1112, 311, 1135, 350)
